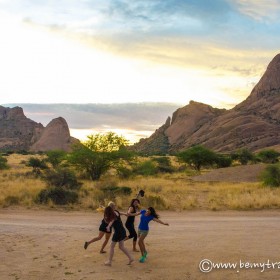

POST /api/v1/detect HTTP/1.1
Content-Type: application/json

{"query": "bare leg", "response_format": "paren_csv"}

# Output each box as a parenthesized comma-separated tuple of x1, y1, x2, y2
(138, 234, 147, 256)
(133, 240, 139, 252)
(84, 231, 105, 249)
(88, 231, 105, 244)
(105, 241, 117, 266)
(119, 241, 134, 264)
(100, 232, 111, 253)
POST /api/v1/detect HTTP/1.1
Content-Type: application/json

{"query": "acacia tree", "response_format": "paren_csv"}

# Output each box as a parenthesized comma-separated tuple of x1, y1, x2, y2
(177, 145, 217, 171)
(68, 132, 133, 180)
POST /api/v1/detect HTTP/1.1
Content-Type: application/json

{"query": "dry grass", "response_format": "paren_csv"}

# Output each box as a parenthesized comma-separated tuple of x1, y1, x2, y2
(1, 154, 280, 211)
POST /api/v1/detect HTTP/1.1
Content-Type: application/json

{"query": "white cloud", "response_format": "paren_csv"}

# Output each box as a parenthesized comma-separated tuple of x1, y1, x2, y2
(233, 0, 280, 21)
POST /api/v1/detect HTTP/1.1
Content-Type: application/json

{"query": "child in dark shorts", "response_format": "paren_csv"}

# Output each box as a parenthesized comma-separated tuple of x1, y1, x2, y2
(84, 205, 113, 253)
(104, 202, 134, 266)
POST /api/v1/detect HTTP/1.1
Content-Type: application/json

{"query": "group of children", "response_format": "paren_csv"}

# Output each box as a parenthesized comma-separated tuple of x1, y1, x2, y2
(84, 190, 169, 266)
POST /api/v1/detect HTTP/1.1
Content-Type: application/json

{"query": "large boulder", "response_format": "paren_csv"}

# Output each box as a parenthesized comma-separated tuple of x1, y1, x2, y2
(30, 117, 77, 152)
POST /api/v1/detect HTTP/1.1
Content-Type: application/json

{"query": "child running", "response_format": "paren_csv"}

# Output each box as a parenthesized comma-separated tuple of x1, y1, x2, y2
(84, 205, 112, 253)
(136, 207, 169, 263)
(104, 202, 134, 266)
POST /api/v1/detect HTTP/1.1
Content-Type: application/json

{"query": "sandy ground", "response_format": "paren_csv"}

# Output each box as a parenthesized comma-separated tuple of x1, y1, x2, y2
(192, 163, 266, 182)
(1, 209, 280, 280)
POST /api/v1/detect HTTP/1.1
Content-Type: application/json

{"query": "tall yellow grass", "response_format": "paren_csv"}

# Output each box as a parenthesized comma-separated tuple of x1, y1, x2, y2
(1, 154, 280, 210)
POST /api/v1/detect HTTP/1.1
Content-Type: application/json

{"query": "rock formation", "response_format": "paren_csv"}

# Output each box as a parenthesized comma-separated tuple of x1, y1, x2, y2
(0, 106, 44, 151)
(0, 106, 78, 152)
(132, 53, 280, 154)
(30, 117, 78, 152)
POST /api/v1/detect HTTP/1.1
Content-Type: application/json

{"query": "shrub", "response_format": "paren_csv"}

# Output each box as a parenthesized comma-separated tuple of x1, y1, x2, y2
(133, 160, 157, 176)
(142, 195, 166, 210)
(214, 155, 232, 168)
(116, 166, 133, 179)
(4, 195, 19, 206)
(237, 148, 255, 165)
(43, 167, 82, 190)
(117, 186, 132, 195)
(261, 164, 280, 187)
(26, 157, 48, 175)
(0, 155, 9, 170)
(152, 156, 175, 173)
(257, 149, 280, 164)
(46, 150, 67, 168)
(100, 185, 132, 197)
(37, 187, 78, 205)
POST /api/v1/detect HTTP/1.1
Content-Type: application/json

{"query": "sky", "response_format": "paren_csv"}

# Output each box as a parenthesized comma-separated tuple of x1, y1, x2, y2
(1, 0, 280, 142)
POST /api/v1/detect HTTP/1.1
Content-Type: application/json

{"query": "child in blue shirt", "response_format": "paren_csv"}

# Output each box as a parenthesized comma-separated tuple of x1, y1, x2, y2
(129, 207, 169, 263)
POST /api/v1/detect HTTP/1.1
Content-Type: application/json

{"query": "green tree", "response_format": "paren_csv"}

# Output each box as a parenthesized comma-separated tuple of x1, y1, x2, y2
(46, 150, 67, 168)
(68, 132, 132, 180)
(177, 145, 217, 171)
(257, 149, 280, 164)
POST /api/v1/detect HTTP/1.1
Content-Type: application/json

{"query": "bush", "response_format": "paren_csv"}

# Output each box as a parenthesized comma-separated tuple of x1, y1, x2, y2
(152, 156, 175, 173)
(43, 167, 82, 190)
(142, 195, 166, 210)
(214, 155, 232, 168)
(116, 166, 133, 179)
(0, 155, 9, 170)
(133, 160, 157, 176)
(4, 195, 19, 206)
(26, 157, 48, 175)
(261, 164, 280, 187)
(100, 185, 132, 197)
(46, 150, 67, 168)
(37, 187, 78, 205)
(233, 148, 254, 165)
(257, 149, 280, 164)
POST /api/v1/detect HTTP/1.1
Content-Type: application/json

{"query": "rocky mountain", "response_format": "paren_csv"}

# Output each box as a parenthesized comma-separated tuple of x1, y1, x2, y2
(0, 106, 78, 152)
(132, 53, 280, 154)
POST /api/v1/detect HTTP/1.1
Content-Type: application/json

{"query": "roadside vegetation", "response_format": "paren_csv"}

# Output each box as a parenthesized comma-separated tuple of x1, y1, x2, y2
(0, 133, 279, 210)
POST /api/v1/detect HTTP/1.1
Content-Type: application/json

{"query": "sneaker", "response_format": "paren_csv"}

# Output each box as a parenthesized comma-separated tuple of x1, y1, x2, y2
(143, 251, 148, 258)
(139, 256, 146, 263)
(84, 242, 88, 250)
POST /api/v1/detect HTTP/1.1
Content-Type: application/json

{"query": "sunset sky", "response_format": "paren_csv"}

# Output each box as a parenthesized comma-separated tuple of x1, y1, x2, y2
(1, 0, 280, 142)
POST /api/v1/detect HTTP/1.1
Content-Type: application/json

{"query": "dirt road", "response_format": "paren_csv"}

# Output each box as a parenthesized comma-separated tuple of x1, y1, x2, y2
(1, 209, 280, 280)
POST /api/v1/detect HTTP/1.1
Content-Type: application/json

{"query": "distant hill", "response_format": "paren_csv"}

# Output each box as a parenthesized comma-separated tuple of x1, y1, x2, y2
(0, 106, 78, 152)
(132, 53, 280, 154)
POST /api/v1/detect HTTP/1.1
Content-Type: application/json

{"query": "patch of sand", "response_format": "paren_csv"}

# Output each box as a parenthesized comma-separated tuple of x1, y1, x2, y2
(1, 209, 280, 280)
(192, 163, 266, 182)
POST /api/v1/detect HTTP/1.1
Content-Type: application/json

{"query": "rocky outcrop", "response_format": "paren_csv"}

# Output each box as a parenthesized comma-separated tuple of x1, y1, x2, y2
(0, 106, 78, 152)
(132, 117, 171, 155)
(0, 106, 44, 151)
(30, 117, 78, 152)
(132, 53, 280, 154)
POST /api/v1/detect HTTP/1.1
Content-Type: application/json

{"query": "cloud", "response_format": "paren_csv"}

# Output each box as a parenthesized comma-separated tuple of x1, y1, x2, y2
(232, 0, 280, 21)
(3, 103, 180, 131)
